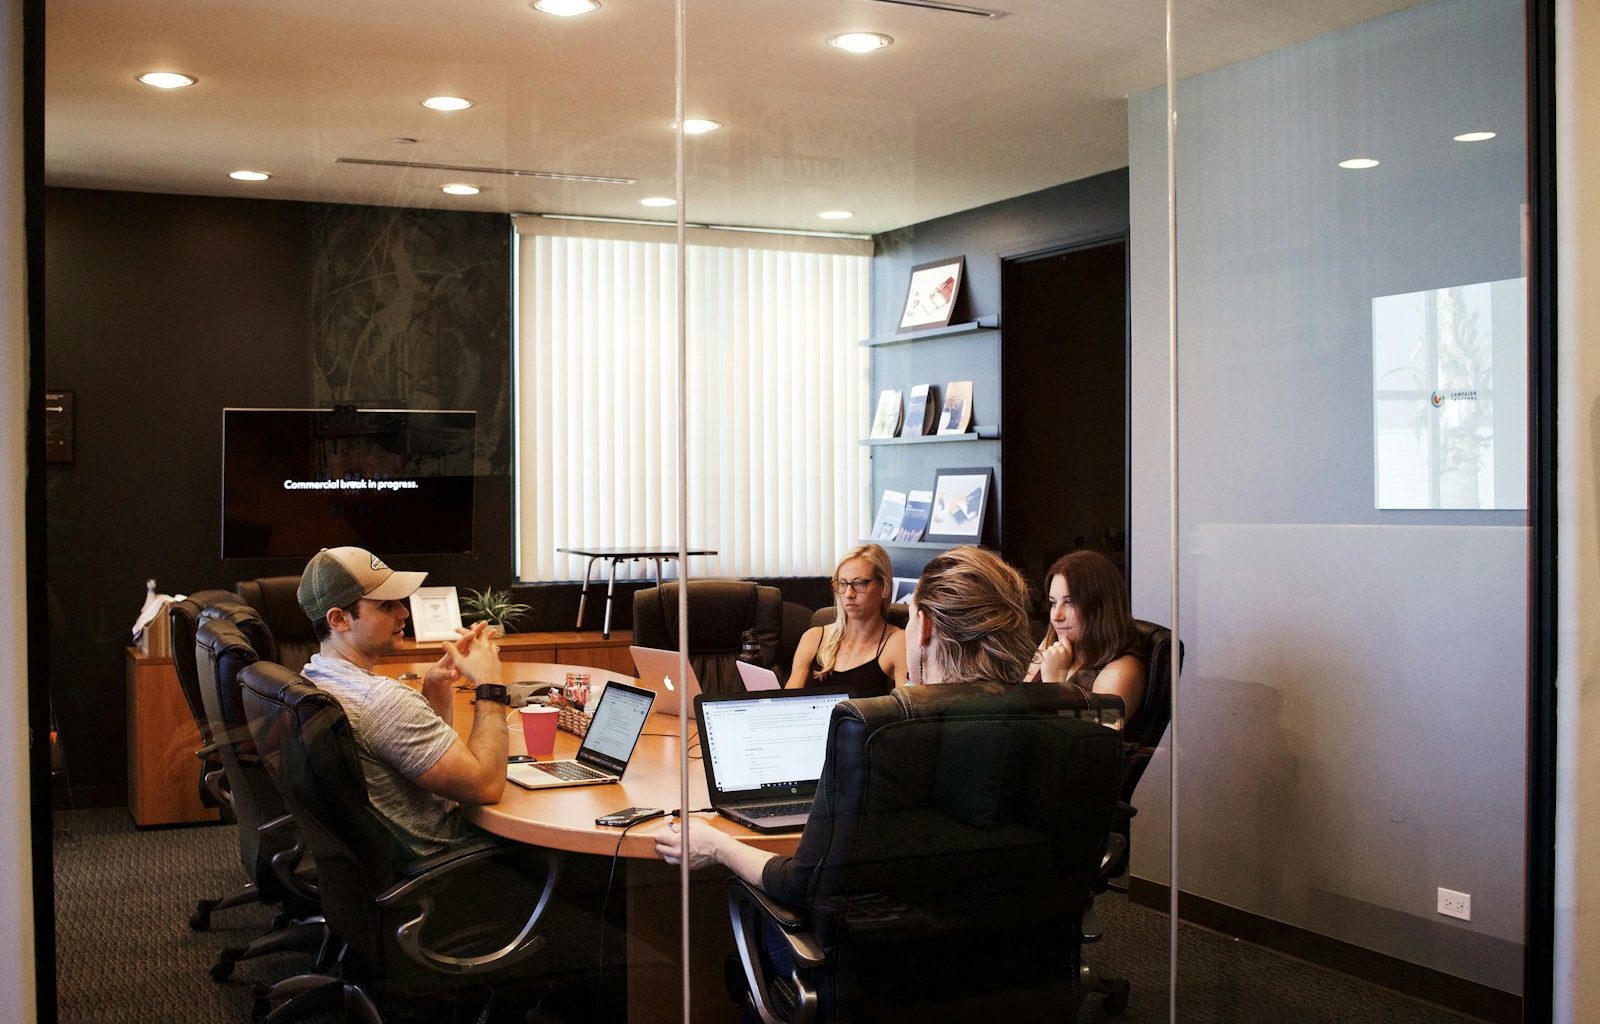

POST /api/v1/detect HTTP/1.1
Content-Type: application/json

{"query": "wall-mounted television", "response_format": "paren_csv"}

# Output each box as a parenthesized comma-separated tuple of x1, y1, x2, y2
(222, 407, 476, 559)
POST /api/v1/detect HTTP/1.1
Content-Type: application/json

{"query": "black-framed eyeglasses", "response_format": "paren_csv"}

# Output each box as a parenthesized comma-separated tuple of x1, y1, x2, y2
(831, 577, 879, 595)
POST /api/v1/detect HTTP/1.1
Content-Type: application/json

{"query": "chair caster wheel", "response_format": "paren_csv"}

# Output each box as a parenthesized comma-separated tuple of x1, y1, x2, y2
(210, 951, 242, 983)
(1101, 978, 1130, 1017)
(191, 900, 216, 931)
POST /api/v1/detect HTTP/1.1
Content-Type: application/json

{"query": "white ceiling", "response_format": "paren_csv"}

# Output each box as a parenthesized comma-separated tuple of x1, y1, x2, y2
(46, 0, 1418, 235)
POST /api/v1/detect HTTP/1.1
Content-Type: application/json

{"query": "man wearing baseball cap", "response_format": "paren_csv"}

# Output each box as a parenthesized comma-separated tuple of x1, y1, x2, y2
(297, 545, 512, 857)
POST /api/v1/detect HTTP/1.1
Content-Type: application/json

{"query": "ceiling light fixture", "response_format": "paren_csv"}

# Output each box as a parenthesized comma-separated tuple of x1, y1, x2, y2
(639, 196, 677, 207)
(531, 0, 600, 14)
(137, 71, 196, 89)
(422, 96, 473, 111)
(336, 157, 635, 185)
(819, 210, 853, 220)
(676, 119, 723, 135)
(1453, 131, 1496, 142)
(441, 183, 481, 195)
(228, 170, 271, 181)
(828, 32, 894, 53)
(1338, 157, 1380, 169)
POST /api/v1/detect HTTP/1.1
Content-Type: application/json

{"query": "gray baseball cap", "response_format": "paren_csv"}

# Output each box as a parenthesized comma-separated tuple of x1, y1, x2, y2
(297, 546, 428, 622)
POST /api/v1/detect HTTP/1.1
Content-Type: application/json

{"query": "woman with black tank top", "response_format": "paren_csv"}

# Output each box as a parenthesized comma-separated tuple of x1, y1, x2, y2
(1025, 549, 1145, 722)
(784, 543, 907, 694)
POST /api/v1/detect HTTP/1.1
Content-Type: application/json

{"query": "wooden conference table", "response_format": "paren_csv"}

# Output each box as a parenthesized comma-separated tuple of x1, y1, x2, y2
(381, 660, 797, 1023)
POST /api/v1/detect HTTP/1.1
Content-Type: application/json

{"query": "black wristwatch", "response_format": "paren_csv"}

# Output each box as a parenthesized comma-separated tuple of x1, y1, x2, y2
(474, 683, 509, 705)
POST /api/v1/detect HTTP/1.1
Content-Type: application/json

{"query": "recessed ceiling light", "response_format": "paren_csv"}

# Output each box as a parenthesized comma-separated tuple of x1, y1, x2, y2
(677, 119, 723, 135)
(137, 71, 196, 89)
(532, 0, 600, 14)
(1454, 131, 1497, 142)
(828, 32, 893, 53)
(422, 96, 473, 111)
(639, 196, 677, 207)
(1338, 157, 1380, 169)
(441, 183, 481, 196)
(228, 170, 271, 181)
(819, 210, 853, 220)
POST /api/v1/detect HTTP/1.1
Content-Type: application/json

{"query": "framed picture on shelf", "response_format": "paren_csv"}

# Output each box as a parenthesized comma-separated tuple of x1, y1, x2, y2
(408, 586, 463, 642)
(897, 256, 965, 332)
(925, 467, 993, 545)
(891, 577, 918, 605)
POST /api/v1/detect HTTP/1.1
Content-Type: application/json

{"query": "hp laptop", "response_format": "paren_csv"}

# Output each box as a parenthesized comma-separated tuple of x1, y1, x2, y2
(694, 687, 853, 833)
(506, 681, 655, 790)
(734, 661, 783, 692)
(629, 645, 703, 717)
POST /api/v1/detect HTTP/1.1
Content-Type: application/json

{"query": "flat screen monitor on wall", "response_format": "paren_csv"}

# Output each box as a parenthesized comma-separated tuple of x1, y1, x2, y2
(222, 407, 476, 559)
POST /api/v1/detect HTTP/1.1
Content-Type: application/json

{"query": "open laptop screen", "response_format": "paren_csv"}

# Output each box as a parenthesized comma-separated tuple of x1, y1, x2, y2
(577, 683, 655, 775)
(699, 691, 852, 796)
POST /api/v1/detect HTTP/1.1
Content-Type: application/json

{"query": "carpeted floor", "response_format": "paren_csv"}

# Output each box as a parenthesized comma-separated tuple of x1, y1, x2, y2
(53, 807, 1485, 1023)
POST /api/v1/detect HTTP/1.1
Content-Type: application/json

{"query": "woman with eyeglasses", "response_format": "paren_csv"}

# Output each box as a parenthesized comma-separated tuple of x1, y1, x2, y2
(1027, 549, 1145, 721)
(784, 543, 907, 693)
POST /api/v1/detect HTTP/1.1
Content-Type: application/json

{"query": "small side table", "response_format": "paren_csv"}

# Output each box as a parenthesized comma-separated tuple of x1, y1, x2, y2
(557, 546, 719, 639)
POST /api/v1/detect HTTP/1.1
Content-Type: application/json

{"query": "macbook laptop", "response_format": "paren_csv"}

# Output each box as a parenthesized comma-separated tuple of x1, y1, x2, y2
(735, 661, 783, 692)
(505, 681, 655, 790)
(629, 645, 703, 717)
(694, 687, 853, 833)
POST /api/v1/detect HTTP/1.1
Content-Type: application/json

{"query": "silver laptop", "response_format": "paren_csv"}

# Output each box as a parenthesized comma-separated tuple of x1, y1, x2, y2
(629, 645, 703, 717)
(735, 660, 783, 691)
(695, 688, 853, 833)
(505, 681, 655, 790)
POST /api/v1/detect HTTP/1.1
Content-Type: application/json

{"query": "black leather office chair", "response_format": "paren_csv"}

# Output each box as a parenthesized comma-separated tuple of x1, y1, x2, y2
(193, 606, 324, 982)
(1082, 618, 1182, 1016)
(777, 600, 816, 678)
(235, 574, 318, 671)
(168, 589, 250, 931)
(239, 661, 561, 1024)
(725, 684, 1123, 1024)
(806, 603, 909, 630)
(631, 580, 783, 694)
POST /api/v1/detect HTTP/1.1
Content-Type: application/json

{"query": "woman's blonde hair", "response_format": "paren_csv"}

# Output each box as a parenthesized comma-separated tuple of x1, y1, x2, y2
(910, 545, 1035, 685)
(815, 543, 894, 677)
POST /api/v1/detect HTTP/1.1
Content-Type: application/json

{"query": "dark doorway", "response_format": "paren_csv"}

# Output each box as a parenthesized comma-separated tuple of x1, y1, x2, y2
(999, 237, 1129, 599)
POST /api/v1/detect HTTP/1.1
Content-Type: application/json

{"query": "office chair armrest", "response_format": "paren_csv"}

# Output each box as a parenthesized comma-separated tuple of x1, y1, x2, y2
(727, 880, 822, 1024)
(744, 882, 812, 934)
(1100, 833, 1128, 882)
(201, 766, 232, 811)
(194, 742, 219, 760)
(1082, 905, 1103, 943)
(258, 815, 319, 899)
(380, 844, 561, 977)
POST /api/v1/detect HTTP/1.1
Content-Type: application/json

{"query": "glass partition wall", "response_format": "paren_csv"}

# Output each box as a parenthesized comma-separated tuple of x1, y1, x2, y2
(1156, 0, 1531, 1022)
(41, 0, 1537, 1021)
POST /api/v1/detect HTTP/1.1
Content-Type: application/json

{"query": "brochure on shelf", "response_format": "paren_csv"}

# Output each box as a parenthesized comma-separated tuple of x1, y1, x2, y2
(871, 489, 907, 541)
(896, 490, 933, 542)
(870, 389, 904, 438)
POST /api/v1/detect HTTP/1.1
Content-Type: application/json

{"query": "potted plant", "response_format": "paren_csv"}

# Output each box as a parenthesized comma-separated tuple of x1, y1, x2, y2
(459, 587, 531, 635)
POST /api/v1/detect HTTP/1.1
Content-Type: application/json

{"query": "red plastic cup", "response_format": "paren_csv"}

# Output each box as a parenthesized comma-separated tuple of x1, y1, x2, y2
(518, 706, 560, 759)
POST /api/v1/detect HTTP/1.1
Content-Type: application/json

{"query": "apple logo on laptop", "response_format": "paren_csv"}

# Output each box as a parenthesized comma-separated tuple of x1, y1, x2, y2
(664, 675, 676, 692)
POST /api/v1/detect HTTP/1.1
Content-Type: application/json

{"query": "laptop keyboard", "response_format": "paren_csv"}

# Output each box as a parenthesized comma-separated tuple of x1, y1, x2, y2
(743, 800, 813, 819)
(531, 761, 610, 781)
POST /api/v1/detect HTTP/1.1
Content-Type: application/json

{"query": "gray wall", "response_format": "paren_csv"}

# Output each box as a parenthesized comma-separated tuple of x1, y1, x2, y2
(1128, 0, 1526, 991)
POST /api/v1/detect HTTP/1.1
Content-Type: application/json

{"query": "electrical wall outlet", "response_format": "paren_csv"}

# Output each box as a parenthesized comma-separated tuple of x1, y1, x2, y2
(1437, 887, 1472, 921)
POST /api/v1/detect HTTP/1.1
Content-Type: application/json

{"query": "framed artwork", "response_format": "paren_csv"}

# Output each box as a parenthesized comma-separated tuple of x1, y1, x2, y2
(897, 256, 965, 332)
(891, 577, 918, 605)
(408, 586, 463, 642)
(925, 467, 993, 545)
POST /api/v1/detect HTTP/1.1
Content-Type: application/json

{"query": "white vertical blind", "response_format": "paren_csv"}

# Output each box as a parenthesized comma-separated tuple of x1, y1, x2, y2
(517, 231, 870, 581)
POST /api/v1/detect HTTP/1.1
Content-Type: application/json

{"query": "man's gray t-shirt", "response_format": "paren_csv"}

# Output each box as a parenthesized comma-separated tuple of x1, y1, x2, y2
(301, 653, 465, 858)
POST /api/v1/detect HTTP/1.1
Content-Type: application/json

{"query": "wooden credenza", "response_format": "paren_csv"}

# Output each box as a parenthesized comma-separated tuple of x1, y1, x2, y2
(126, 629, 636, 827)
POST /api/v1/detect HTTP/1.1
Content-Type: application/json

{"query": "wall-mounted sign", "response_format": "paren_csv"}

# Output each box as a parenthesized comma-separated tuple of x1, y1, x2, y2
(44, 390, 73, 464)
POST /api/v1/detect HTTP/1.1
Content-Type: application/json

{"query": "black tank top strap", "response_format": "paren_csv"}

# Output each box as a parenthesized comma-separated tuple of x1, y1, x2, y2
(872, 621, 892, 658)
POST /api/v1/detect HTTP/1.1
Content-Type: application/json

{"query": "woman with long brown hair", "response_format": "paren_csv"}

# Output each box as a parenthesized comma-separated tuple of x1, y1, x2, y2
(1029, 549, 1145, 719)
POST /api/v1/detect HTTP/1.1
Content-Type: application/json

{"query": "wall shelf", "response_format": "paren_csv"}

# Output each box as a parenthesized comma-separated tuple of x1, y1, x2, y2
(860, 428, 998, 447)
(860, 538, 967, 550)
(860, 316, 999, 348)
